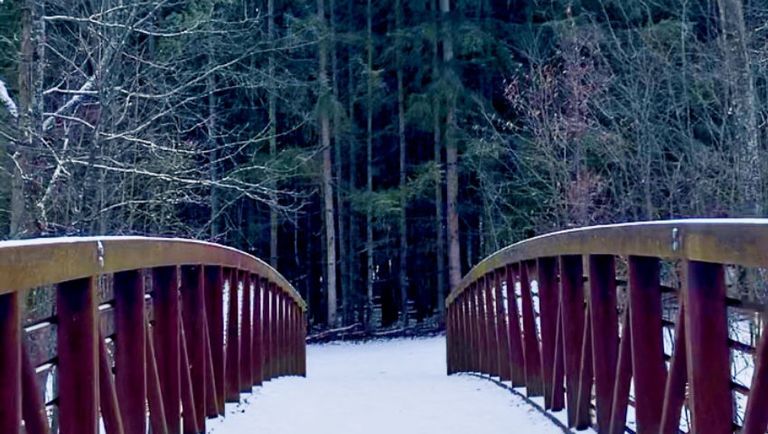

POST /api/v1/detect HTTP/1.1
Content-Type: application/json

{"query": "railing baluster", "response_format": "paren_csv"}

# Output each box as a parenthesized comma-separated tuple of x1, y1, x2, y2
(460, 292, 469, 372)
(271, 283, 279, 379)
(660, 303, 687, 434)
(537, 257, 558, 409)
(179, 315, 199, 434)
(252, 275, 263, 385)
(181, 265, 206, 431)
(57, 277, 98, 434)
(743, 317, 768, 434)
(505, 265, 525, 386)
(575, 307, 592, 429)
(146, 323, 169, 434)
(225, 268, 240, 402)
(203, 313, 219, 417)
(0, 292, 21, 433)
(204, 266, 225, 414)
(628, 256, 666, 434)
(469, 282, 481, 373)
(240, 271, 253, 390)
(152, 266, 181, 433)
(559, 254, 585, 427)
(493, 270, 511, 381)
(608, 311, 632, 434)
(263, 283, 273, 381)
(482, 275, 498, 377)
(684, 261, 731, 433)
(114, 270, 147, 434)
(98, 331, 125, 434)
(551, 302, 565, 411)
(519, 261, 543, 396)
(22, 346, 50, 434)
(588, 254, 618, 433)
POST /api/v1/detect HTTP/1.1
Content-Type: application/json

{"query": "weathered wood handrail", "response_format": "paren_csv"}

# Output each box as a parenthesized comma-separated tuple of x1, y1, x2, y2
(0, 236, 307, 434)
(445, 219, 768, 434)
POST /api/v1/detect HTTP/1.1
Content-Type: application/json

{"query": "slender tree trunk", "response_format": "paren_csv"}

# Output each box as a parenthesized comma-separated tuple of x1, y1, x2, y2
(365, 0, 375, 329)
(346, 0, 358, 324)
(318, 0, 338, 327)
(12, 0, 44, 238)
(433, 0, 447, 317)
(208, 73, 220, 240)
(268, 0, 279, 267)
(717, 0, 762, 216)
(330, 0, 348, 325)
(440, 0, 462, 291)
(395, 0, 409, 326)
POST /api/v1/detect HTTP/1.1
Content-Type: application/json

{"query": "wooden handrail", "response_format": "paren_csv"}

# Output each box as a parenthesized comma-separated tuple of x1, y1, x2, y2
(0, 236, 307, 434)
(445, 219, 768, 434)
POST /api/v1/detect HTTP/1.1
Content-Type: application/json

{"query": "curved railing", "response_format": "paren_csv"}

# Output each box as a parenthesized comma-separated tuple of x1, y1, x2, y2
(446, 219, 768, 434)
(0, 236, 306, 434)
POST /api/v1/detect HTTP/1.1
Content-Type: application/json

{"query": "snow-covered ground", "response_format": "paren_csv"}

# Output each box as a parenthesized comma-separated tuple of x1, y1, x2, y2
(209, 336, 564, 434)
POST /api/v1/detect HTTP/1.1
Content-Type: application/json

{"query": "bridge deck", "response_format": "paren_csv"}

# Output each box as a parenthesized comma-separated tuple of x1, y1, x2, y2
(209, 336, 563, 434)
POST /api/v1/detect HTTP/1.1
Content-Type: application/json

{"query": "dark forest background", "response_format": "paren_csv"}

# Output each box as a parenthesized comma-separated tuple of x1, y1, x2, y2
(1, 0, 766, 329)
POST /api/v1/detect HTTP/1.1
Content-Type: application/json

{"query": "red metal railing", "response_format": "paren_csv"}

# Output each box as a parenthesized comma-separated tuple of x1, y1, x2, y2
(445, 219, 768, 434)
(0, 236, 306, 434)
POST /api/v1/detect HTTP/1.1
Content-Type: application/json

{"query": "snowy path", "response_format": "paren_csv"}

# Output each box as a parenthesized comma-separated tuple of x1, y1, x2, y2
(209, 336, 564, 434)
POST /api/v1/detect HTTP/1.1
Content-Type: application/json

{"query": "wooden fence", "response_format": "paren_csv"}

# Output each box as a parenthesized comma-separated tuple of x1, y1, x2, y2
(446, 219, 768, 434)
(0, 236, 306, 434)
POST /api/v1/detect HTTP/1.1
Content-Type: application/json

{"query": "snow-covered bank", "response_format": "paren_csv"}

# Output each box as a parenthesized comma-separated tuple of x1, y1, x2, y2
(209, 336, 564, 434)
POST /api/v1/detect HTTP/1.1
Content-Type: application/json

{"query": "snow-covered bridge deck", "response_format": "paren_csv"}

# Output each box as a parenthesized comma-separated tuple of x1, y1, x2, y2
(209, 336, 563, 434)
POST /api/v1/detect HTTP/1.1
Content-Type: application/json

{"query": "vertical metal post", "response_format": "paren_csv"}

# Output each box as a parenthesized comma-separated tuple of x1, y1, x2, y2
(204, 266, 225, 414)
(263, 282, 272, 381)
(660, 305, 687, 434)
(628, 256, 665, 434)
(0, 292, 21, 433)
(57, 277, 98, 434)
(493, 269, 511, 381)
(559, 254, 585, 427)
(114, 270, 147, 434)
(482, 275, 498, 377)
(270, 283, 279, 379)
(684, 261, 731, 433)
(505, 265, 525, 386)
(225, 268, 240, 402)
(609, 311, 632, 434)
(743, 318, 768, 434)
(537, 257, 559, 408)
(181, 265, 206, 431)
(252, 274, 263, 385)
(240, 271, 253, 391)
(519, 262, 543, 396)
(588, 255, 618, 432)
(468, 283, 481, 373)
(153, 266, 181, 433)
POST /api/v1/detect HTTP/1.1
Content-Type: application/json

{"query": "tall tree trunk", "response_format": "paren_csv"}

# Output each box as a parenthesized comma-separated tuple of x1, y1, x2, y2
(12, 0, 45, 238)
(346, 0, 357, 324)
(208, 74, 220, 240)
(395, 0, 409, 326)
(365, 0, 375, 329)
(268, 0, 279, 267)
(318, 0, 338, 327)
(330, 0, 347, 325)
(440, 0, 462, 291)
(717, 0, 762, 216)
(433, 0, 446, 317)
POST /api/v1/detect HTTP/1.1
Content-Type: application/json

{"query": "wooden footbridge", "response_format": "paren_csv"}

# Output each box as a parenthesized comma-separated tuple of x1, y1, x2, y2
(1, 220, 767, 433)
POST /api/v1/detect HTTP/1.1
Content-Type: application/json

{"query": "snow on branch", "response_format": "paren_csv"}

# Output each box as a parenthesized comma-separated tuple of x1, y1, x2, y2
(0, 78, 18, 119)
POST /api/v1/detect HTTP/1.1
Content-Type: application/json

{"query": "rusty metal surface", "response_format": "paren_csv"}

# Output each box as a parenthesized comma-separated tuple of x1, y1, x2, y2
(447, 218, 768, 305)
(0, 236, 305, 310)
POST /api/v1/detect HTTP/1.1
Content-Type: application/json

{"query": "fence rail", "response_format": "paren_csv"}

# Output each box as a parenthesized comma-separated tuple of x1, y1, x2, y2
(445, 219, 768, 434)
(0, 236, 306, 434)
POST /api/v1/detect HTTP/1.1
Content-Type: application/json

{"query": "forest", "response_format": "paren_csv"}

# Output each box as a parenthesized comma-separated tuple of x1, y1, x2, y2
(0, 0, 766, 330)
